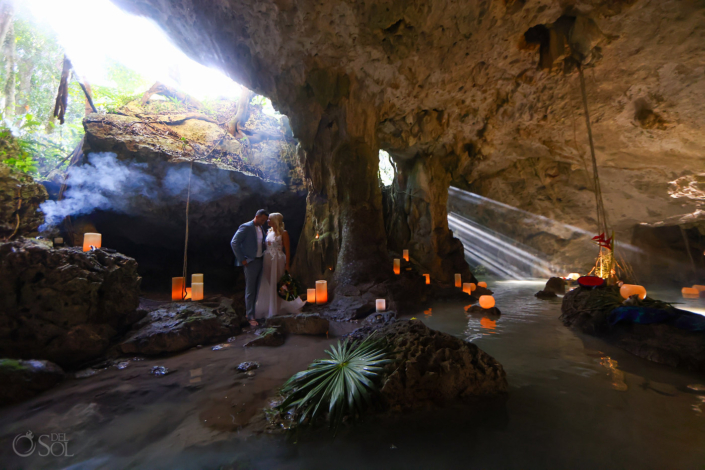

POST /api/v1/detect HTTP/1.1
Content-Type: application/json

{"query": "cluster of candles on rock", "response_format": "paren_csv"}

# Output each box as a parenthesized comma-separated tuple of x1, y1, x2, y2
(456, 273, 494, 309)
(307, 280, 328, 304)
(172, 273, 204, 301)
(682, 285, 705, 298)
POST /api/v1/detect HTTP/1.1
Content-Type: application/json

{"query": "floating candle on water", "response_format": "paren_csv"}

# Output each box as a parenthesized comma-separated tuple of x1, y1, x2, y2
(172, 277, 185, 301)
(682, 287, 699, 298)
(307, 288, 316, 303)
(455, 274, 462, 288)
(376, 299, 386, 312)
(393, 259, 401, 275)
(423, 274, 430, 285)
(403, 249, 409, 262)
(478, 281, 487, 288)
(693, 285, 705, 292)
(316, 280, 328, 304)
(479, 295, 495, 309)
(82, 233, 102, 252)
(191, 283, 204, 301)
(620, 284, 646, 300)
(470, 283, 477, 292)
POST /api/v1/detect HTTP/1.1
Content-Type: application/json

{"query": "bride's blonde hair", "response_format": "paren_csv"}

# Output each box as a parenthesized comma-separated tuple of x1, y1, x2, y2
(268, 213, 285, 235)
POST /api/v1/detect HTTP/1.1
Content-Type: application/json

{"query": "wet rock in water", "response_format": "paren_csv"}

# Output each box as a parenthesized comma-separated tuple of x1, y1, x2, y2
(0, 358, 65, 404)
(264, 314, 328, 335)
(377, 321, 508, 410)
(75, 368, 101, 379)
(0, 238, 142, 368)
(236, 361, 260, 372)
(561, 286, 705, 374)
(120, 301, 247, 356)
(536, 277, 566, 298)
(243, 328, 285, 347)
(344, 311, 398, 342)
(150, 366, 171, 376)
(535, 290, 558, 299)
(465, 305, 502, 316)
(0, 163, 47, 239)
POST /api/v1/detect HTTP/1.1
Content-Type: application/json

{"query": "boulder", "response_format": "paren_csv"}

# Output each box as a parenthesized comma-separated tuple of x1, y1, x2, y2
(0, 162, 47, 239)
(120, 302, 247, 355)
(243, 327, 285, 347)
(535, 290, 558, 299)
(264, 314, 328, 335)
(561, 286, 705, 373)
(0, 358, 65, 405)
(0, 238, 141, 368)
(377, 321, 508, 410)
(544, 277, 566, 295)
(465, 305, 502, 316)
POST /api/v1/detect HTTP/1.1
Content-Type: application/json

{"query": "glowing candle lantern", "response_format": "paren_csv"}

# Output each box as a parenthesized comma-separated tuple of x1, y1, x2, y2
(478, 281, 487, 288)
(682, 287, 699, 298)
(376, 299, 386, 312)
(172, 277, 185, 301)
(423, 274, 430, 285)
(620, 284, 646, 300)
(403, 250, 409, 262)
(455, 274, 462, 288)
(693, 285, 705, 292)
(567, 273, 581, 281)
(479, 295, 495, 309)
(316, 280, 328, 304)
(463, 283, 472, 294)
(470, 283, 477, 292)
(191, 282, 204, 301)
(393, 259, 401, 275)
(192, 273, 204, 284)
(82, 233, 102, 252)
(307, 288, 316, 303)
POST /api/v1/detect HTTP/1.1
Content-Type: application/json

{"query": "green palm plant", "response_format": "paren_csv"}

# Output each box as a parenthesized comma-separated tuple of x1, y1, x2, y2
(277, 333, 392, 430)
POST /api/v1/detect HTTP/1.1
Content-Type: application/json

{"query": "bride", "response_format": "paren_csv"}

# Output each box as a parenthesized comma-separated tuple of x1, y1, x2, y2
(255, 212, 306, 318)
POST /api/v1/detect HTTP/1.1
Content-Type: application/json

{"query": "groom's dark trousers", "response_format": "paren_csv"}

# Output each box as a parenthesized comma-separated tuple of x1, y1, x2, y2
(243, 257, 263, 320)
(231, 220, 268, 321)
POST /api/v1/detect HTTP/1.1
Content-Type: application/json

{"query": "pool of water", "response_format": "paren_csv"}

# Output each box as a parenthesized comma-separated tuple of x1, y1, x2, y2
(3, 282, 704, 469)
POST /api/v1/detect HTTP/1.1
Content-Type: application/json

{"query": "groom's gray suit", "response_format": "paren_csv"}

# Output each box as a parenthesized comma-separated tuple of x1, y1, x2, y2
(231, 220, 268, 320)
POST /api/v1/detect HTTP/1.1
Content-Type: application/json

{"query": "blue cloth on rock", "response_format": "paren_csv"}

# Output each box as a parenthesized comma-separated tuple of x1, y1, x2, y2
(609, 306, 705, 331)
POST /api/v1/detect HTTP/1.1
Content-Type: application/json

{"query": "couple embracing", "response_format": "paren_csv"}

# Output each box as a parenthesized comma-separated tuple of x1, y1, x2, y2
(231, 209, 305, 327)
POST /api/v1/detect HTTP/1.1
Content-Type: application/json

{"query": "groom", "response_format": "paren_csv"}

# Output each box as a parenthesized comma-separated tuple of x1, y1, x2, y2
(231, 209, 269, 326)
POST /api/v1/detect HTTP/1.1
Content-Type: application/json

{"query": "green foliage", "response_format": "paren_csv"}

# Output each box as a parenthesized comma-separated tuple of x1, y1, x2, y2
(277, 334, 392, 431)
(0, 19, 151, 177)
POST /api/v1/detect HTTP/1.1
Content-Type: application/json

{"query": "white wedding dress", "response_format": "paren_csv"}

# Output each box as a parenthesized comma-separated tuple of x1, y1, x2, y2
(255, 231, 306, 318)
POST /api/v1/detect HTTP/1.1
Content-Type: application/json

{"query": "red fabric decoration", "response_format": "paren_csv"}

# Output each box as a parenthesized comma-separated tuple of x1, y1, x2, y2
(592, 233, 613, 250)
(578, 276, 605, 288)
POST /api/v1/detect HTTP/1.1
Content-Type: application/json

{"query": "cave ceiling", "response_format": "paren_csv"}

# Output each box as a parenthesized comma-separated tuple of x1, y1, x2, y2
(112, 0, 705, 235)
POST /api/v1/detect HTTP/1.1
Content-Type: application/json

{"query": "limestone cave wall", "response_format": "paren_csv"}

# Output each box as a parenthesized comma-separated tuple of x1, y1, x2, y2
(110, 0, 705, 287)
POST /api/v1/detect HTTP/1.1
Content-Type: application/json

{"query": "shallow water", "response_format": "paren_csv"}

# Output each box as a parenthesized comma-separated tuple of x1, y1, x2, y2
(2, 282, 705, 469)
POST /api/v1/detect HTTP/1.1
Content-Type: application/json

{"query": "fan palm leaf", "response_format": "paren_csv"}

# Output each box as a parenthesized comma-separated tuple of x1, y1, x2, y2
(277, 333, 392, 430)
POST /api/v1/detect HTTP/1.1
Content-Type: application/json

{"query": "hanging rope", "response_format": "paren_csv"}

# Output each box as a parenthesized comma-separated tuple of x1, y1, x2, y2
(180, 160, 193, 300)
(578, 65, 609, 237)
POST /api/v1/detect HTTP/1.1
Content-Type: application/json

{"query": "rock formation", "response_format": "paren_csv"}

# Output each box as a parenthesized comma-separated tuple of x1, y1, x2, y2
(0, 163, 47, 239)
(0, 238, 141, 368)
(0, 358, 65, 405)
(111, 0, 705, 289)
(71, 96, 305, 291)
(120, 301, 247, 355)
(561, 286, 705, 373)
(378, 321, 508, 410)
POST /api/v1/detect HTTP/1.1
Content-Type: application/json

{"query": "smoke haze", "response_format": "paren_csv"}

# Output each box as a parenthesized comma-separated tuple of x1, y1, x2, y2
(40, 152, 240, 229)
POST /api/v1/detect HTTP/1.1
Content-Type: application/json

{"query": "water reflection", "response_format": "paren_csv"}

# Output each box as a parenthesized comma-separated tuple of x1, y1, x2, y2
(599, 356, 628, 392)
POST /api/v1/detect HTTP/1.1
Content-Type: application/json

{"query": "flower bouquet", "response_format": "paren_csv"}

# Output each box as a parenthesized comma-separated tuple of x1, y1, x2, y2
(278, 272, 302, 302)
